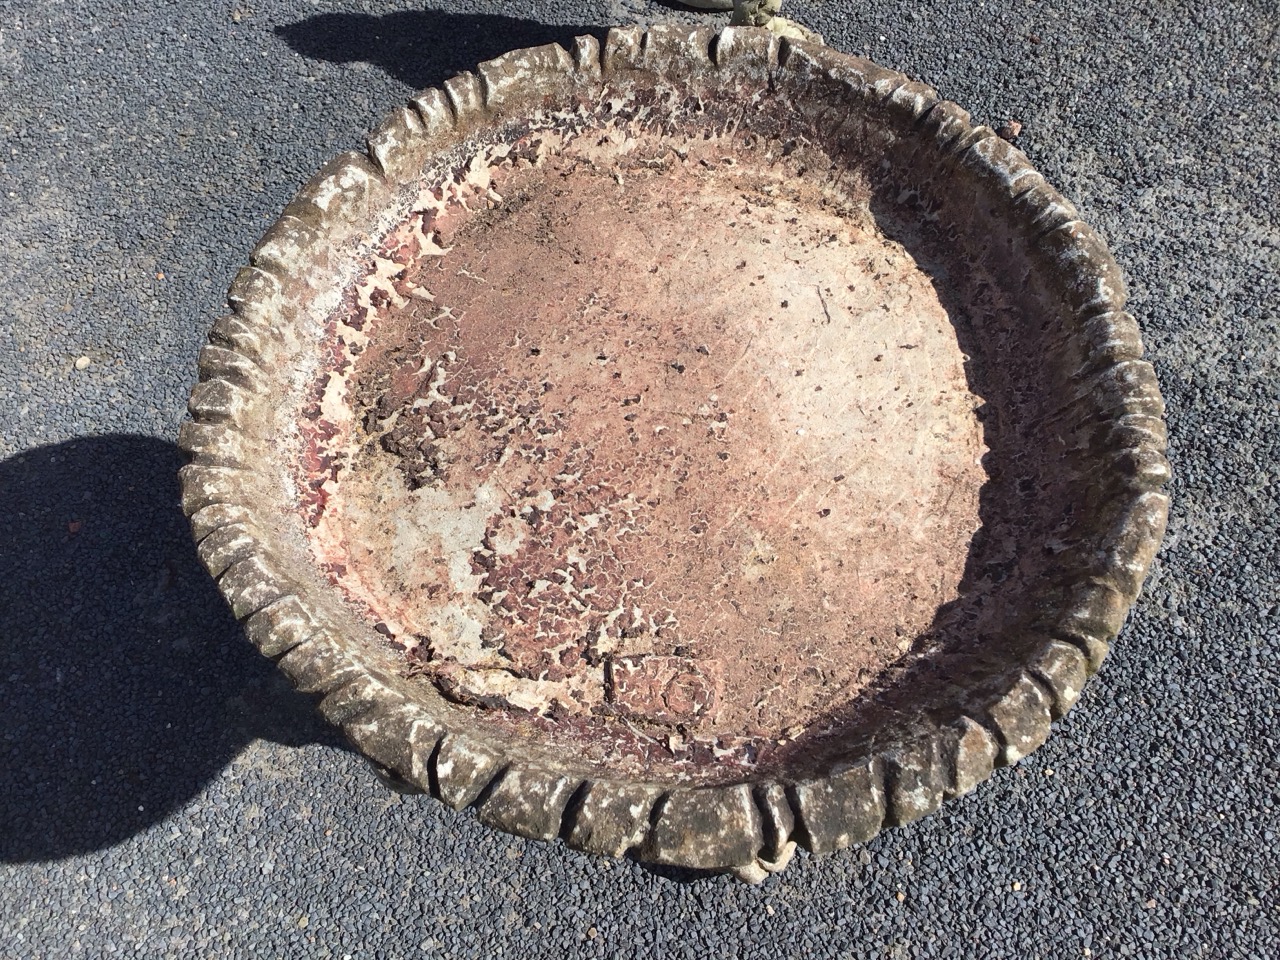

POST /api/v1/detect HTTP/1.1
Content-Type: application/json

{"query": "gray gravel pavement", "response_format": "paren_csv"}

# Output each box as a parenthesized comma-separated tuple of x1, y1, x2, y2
(2, 1, 1277, 957)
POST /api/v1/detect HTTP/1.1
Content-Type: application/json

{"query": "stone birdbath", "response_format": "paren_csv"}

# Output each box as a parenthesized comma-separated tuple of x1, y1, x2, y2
(180, 26, 1169, 881)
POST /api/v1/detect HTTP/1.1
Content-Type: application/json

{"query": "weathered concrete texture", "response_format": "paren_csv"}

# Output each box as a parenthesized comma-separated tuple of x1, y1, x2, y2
(566, 781, 663, 858)
(789, 760, 885, 856)
(475, 768, 580, 842)
(942, 716, 1001, 799)
(344, 701, 422, 777)
(986, 673, 1055, 766)
(178, 24, 1169, 877)
(753, 782, 796, 861)
(1056, 579, 1135, 673)
(431, 733, 506, 810)
(641, 785, 765, 870)
(317, 674, 387, 726)
(275, 634, 365, 695)
(882, 737, 946, 827)
(242, 595, 320, 660)
(216, 555, 287, 622)
(194, 522, 262, 579)
(1028, 639, 1090, 718)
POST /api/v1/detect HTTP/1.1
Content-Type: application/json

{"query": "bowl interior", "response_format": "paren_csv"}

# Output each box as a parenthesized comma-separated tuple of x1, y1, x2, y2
(275, 59, 1071, 787)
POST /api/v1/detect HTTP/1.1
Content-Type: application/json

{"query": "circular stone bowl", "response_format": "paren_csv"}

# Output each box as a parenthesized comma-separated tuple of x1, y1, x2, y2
(179, 26, 1169, 880)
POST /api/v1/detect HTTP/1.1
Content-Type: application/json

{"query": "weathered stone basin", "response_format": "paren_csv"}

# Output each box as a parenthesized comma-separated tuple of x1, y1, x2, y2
(179, 26, 1169, 879)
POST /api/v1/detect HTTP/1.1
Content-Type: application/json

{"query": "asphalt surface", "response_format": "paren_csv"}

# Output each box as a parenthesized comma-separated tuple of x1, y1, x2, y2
(1, 1, 1276, 957)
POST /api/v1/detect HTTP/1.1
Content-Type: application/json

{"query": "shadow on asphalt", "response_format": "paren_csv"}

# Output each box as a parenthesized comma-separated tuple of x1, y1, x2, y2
(0, 436, 344, 863)
(632, 860, 723, 884)
(275, 10, 607, 91)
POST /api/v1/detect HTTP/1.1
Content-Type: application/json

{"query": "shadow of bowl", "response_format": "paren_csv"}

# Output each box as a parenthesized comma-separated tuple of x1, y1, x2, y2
(274, 10, 606, 91)
(0, 436, 341, 863)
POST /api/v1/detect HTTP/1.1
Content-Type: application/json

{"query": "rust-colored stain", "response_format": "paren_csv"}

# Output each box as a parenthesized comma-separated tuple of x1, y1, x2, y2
(294, 107, 986, 778)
